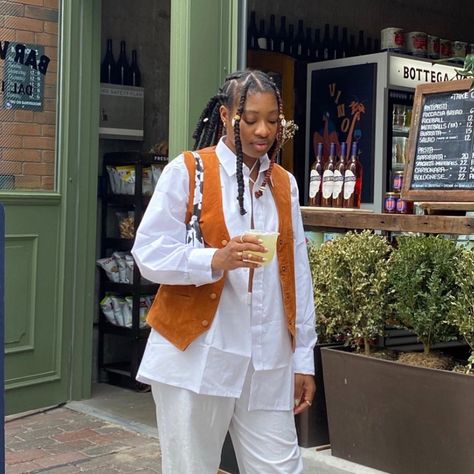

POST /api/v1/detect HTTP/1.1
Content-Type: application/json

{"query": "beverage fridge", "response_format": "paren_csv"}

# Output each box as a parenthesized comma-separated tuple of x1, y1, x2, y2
(304, 52, 462, 211)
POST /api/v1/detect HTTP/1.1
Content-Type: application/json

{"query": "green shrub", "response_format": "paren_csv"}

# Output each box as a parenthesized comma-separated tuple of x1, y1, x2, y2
(388, 235, 461, 354)
(450, 248, 474, 371)
(308, 230, 391, 354)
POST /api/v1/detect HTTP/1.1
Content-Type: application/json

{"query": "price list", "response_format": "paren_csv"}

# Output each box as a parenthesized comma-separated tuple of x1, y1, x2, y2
(411, 89, 474, 189)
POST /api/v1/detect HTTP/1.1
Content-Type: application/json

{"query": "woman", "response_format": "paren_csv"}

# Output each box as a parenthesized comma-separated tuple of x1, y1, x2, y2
(132, 70, 317, 473)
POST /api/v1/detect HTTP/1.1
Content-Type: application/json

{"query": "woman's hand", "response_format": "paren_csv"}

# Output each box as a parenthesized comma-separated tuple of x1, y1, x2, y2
(211, 234, 268, 271)
(293, 374, 316, 415)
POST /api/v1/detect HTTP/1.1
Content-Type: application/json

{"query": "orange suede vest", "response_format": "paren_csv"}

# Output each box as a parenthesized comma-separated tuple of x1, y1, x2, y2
(146, 146, 296, 351)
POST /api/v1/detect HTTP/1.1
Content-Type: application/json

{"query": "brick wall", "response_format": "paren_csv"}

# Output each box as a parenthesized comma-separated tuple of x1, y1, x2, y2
(0, 0, 58, 191)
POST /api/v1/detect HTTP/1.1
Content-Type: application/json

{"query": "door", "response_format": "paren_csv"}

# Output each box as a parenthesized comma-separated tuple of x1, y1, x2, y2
(168, 0, 239, 155)
(2, 0, 100, 414)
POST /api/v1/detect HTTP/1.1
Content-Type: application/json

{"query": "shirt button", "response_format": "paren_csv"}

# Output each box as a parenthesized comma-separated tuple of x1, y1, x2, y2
(209, 292, 217, 300)
(221, 239, 228, 246)
(201, 320, 209, 327)
(281, 265, 286, 272)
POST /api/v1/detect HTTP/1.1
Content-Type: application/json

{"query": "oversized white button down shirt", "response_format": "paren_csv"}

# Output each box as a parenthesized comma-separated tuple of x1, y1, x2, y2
(133, 138, 317, 410)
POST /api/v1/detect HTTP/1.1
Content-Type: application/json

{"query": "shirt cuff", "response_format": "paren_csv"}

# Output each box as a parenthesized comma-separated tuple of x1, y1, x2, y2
(187, 248, 224, 286)
(293, 346, 315, 375)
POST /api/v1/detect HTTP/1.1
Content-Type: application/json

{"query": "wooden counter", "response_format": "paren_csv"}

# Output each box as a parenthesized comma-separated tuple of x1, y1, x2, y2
(301, 207, 474, 235)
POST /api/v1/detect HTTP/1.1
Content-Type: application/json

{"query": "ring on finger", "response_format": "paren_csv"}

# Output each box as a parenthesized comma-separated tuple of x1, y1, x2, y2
(239, 235, 245, 243)
(237, 251, 243, 260)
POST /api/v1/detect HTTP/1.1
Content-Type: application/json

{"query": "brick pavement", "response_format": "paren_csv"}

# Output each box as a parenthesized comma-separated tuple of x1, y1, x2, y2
(5, 407, 162, 473)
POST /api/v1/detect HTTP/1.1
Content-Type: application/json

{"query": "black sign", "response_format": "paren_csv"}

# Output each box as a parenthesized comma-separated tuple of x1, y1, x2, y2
(2, 42, 47, 111)
(403, 79, 474, 202)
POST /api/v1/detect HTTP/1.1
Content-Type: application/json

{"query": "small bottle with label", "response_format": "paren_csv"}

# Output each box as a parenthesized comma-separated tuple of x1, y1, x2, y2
(309, 143, 323, 206)
(332, 142, 347, 207)
(343, 142, 363, 208)
(321, 142, 336, 207)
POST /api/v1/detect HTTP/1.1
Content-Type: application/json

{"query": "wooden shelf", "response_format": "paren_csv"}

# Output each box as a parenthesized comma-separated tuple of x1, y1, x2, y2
(301, 207, 474, 235)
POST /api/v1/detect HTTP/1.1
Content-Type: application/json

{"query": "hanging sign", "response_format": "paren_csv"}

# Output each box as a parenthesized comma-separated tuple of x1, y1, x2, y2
(1, 41, 50, 111)
(402, 78, 474, 201)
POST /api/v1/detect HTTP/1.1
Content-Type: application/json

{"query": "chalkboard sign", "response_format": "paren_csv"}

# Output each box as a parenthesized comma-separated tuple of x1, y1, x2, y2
(402, 78, 474, 201)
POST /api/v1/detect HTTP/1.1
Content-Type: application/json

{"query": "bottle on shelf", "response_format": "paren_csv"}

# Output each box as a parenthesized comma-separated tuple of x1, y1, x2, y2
(332, 142, 347, 207)
(247, 10, 259, 50)
(349, 34, 356, 57)
(257, 19, 268, 50)
(100, 38, 116, 84)
(309, 143, 324, 206)
(321, 23, 332, 60)
(332, 25, 341, 59)
(128, 50, 141, 87)
(267, 14, 277, 51)
(340, 27, 349, 58)
(356, 30, 366, 55)
(312, 28, 321, 61)
(343, 142, 363, 208)
(321, 142, 336, 207)
(285, 23, 295, 56)
(304, 27, 313, 60)
(277, 15, 287, 54)
(366, 37, 373, 54)
(294, 20, 306, 58)
(115, 40, 130, 85)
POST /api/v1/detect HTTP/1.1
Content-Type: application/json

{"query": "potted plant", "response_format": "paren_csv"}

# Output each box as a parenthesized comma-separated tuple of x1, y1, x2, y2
(450, 247, 474, 373)
(388, 235, 461, 367)
(322, 234, 474, 474)
(296, 231, 391, 448)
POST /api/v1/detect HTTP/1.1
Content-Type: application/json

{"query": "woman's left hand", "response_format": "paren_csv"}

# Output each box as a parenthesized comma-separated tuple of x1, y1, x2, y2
(293, 374, 316, 414)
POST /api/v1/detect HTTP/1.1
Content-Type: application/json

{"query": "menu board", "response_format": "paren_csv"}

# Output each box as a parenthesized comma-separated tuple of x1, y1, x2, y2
(402, 79, 474, 201)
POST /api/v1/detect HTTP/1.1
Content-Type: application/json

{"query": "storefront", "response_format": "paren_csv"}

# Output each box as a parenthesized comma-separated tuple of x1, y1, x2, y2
(3, 0, 474, 414)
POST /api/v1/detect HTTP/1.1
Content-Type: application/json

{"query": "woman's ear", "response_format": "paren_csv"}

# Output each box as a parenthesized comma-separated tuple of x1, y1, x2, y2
(220, 105, 230, 127)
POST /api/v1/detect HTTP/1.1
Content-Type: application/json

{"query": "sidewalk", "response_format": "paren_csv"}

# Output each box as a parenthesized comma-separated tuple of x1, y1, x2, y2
(5, 407, 162, 473)
(5, 384, 387, 473)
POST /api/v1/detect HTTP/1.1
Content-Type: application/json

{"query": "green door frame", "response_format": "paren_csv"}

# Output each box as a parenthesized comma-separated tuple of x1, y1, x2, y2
(60, 0, 101, 400)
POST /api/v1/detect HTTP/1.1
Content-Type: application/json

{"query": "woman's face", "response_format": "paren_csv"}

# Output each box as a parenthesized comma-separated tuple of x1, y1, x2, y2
(220, 91, 279, 160)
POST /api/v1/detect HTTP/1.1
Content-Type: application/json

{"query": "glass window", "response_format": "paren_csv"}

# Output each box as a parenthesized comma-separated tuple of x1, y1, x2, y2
(0, 0, 59, 192)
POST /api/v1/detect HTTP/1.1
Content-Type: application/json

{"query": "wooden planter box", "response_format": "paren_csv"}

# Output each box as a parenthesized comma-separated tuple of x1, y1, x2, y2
(322, 347, 474, 474)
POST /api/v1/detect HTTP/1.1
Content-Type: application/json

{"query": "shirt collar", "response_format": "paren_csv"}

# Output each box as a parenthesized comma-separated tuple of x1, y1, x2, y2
(216, 137, 271, 178)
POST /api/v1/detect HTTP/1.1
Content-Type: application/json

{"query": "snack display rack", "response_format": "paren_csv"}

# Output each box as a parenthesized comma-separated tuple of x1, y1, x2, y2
(97, 151, 167, 388)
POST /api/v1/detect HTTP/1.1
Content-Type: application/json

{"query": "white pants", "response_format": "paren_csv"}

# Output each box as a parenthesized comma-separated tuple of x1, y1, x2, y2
(150, 368, 303, 474)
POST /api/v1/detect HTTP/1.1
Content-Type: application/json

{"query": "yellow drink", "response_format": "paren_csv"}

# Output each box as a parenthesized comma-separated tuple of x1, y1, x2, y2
(244, 230, 279, 266)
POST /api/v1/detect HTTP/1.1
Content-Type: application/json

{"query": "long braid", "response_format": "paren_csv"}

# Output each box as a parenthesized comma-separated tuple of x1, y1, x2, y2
(255, 81, 284, 198)
(234, 80, 251, 215)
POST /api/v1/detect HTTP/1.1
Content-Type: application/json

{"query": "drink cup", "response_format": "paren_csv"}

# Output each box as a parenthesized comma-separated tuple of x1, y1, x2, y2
(243, 230, 279, 266)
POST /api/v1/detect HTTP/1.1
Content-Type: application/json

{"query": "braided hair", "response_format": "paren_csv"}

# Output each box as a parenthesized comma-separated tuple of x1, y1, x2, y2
(192, 70, 285, 215)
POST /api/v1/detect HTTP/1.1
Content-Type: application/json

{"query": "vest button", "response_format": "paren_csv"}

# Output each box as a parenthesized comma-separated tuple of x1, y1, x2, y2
(201, 320, 209, 327)
(209, 292, 217, 300)
(221, 239, 228, 246)
(281, 265, 286, 272)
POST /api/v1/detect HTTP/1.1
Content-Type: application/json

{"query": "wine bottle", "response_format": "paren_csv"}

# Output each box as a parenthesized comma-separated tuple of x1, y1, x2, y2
(349, 34, 356, 57)
(340, 27, 349, 58)
(321, 24, 332, 60)
(343, 142, 363, 208)
(115, 40, 130, 85)
(128, 49, 141, 87)
(247, 11, 259, 50)
(100, 39, 116, 84)
(312, 28, 321, 61)
(285, 23, 295, 56)
(332, 142, 347, 207)
(309, 143, 323, 206)
(294, 20, 305, 58)
(277, 16, 287, 54)
(332, 25, 341, 59)
(321, 142, 336, 207)
(366, 37, 373, 54)
(304, 27, 313, 60)
(257, 19, 268, 50)
(356, 30, 365, 55)
(267, 14, 277, 52)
